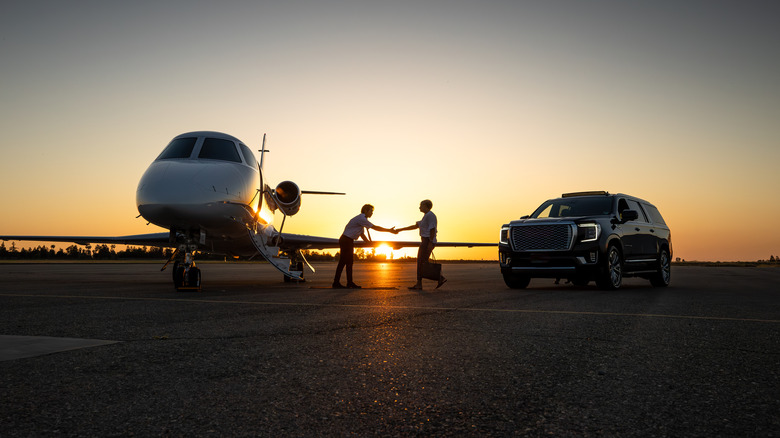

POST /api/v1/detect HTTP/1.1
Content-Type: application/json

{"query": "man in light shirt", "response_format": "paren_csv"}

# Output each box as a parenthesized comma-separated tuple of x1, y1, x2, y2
(333, 204, 397, 288)
(396, 199, 447, 290)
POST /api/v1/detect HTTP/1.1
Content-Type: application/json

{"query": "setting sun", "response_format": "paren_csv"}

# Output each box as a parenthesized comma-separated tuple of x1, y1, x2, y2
(374, 244, 395, 260)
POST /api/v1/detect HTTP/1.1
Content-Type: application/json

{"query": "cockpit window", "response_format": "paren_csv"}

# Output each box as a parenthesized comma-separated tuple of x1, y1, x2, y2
(239, 143, 258, 168)
(157, 137, 196, 160)
(198, 138, 242, 163)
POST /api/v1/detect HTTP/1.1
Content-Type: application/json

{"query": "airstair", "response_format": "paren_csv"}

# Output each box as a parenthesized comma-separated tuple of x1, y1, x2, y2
(248, 224, 304, 281)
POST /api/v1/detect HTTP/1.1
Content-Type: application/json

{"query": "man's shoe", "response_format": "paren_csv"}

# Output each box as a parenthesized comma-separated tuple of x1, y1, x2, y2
(332, 282, 346, 289)
(346, 283, 362, 289)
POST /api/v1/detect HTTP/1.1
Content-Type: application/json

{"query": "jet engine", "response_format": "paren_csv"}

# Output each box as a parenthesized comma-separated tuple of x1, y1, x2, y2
(272, 181, 301, 216)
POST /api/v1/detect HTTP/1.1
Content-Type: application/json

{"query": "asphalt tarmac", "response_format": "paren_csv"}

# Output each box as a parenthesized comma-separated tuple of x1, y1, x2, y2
(1, 262, 778, 436)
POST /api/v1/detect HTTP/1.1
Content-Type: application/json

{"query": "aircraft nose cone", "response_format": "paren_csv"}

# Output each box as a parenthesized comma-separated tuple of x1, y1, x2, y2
(136, 161, 202, 206)
(136, 160, 258, 230)
(137, 160, 244, 206)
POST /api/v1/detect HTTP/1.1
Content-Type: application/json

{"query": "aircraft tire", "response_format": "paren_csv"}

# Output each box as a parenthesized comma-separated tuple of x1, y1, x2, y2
(187, 267, 201, 288)
(173, 265, 185, 289)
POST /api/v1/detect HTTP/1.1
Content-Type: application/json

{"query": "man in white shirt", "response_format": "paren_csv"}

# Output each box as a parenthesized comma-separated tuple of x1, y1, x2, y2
(333, 204, 397, 288)
(396, 199, 447, 290)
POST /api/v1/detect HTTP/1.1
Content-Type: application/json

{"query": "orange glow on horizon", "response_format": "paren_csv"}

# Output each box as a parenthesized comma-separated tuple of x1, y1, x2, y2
(374, 244, 395, 260)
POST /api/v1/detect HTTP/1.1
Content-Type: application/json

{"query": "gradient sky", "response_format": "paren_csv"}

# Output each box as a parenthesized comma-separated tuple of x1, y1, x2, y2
(1, 1, 778, 261)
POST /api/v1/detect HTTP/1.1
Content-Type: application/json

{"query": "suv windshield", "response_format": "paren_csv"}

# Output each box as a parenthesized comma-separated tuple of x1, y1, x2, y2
(531, 197, 614, 218)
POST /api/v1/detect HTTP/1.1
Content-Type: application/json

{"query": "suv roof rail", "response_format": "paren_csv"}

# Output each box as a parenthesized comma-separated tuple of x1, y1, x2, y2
(561, 191, 610, 198)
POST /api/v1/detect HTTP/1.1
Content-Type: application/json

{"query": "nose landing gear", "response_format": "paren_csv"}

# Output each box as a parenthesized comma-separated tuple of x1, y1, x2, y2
(166, 246, 202, 291)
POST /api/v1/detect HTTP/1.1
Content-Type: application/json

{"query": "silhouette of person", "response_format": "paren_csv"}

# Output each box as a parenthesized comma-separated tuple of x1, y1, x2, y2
(396, 199, 446, 290)
(333, 204, 397, 288)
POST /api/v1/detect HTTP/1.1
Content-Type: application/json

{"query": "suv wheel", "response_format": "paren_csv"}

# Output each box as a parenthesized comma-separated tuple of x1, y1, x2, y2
(649, 248, 671, 287)
(597, 245, 623, 290)
(503, 273, 531, 289)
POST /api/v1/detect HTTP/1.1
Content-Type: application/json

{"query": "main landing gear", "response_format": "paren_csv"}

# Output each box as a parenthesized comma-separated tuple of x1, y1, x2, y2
(247, 226, 311, 283)
(283, 251, 305, 283)
(163, 245, 201, 291)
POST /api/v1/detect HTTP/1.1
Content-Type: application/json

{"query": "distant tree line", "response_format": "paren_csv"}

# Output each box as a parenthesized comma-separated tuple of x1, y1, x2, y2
(0, 242, 401, 262)
(0, 242, 176, 260)
(675, 255, 780, 264)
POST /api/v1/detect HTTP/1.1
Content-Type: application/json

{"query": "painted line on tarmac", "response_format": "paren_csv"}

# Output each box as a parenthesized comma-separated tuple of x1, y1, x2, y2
(309, 287, 398, 290)
(1, 293, 778, 324)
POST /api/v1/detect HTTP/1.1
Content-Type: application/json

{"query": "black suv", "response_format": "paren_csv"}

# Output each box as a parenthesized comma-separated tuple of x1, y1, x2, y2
(499, 191, 672, 290)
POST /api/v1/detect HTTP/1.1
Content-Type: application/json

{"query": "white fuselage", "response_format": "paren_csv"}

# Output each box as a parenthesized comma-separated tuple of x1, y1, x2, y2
(135, 131, 269, 256)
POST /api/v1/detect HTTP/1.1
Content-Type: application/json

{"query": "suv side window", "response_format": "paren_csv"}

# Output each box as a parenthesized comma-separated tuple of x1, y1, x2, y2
(617, 199, 631, 221)
(643, 204, 667, 226)
(625, 199, 648, 222)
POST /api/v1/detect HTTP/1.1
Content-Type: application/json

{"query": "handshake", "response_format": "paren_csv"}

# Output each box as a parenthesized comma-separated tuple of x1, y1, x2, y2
(379, 225, 410, 235)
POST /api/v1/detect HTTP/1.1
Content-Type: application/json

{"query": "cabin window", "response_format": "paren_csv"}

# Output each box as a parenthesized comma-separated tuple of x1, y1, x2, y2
(157, 137, 196, 160)
(239, 143, 258, 168)
(198, 138, 242, 163)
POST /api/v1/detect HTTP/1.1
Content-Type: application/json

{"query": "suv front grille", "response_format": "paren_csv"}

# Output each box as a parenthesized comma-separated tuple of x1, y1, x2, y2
(510, 224, 574, 251)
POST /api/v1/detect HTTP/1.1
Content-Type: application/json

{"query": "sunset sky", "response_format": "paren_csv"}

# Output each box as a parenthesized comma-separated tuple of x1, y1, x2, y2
(1, 1, 778, 262)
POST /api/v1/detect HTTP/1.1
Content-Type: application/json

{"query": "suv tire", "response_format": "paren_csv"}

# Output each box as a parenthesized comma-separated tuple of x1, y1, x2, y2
(597, 245, 623, 290)
(649, 248, 671, 287)
(503, 273, 531, 289)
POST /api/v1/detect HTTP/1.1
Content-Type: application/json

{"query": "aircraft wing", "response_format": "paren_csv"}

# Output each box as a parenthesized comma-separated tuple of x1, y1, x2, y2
(278, 233, 340, 250)
(0, 233, 172, 247)
(367, 240, 497, 250)
(2, 232, 495, 251)
(279, 233, 495, 251)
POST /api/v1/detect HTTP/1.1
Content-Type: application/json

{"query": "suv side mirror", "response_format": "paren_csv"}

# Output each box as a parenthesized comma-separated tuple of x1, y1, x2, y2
(620, 209, 639, 223)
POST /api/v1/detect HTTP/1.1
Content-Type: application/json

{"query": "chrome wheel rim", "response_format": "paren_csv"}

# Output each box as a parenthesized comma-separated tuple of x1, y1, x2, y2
(660, 251, 671, 284)
(609, 247, 622, 287)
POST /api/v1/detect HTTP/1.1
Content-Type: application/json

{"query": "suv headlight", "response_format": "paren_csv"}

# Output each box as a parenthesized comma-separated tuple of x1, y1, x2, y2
(577, 223, 600, 243)
(500, 226, 510, 244)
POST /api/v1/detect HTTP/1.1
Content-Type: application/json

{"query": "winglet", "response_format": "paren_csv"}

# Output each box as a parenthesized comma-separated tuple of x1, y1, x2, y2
(301, 190, 346, 195)
(258, 133, 269, 169)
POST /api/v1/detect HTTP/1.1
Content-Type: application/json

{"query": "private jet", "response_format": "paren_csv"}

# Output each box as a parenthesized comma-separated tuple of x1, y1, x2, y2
(1, 131, 493, 290)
